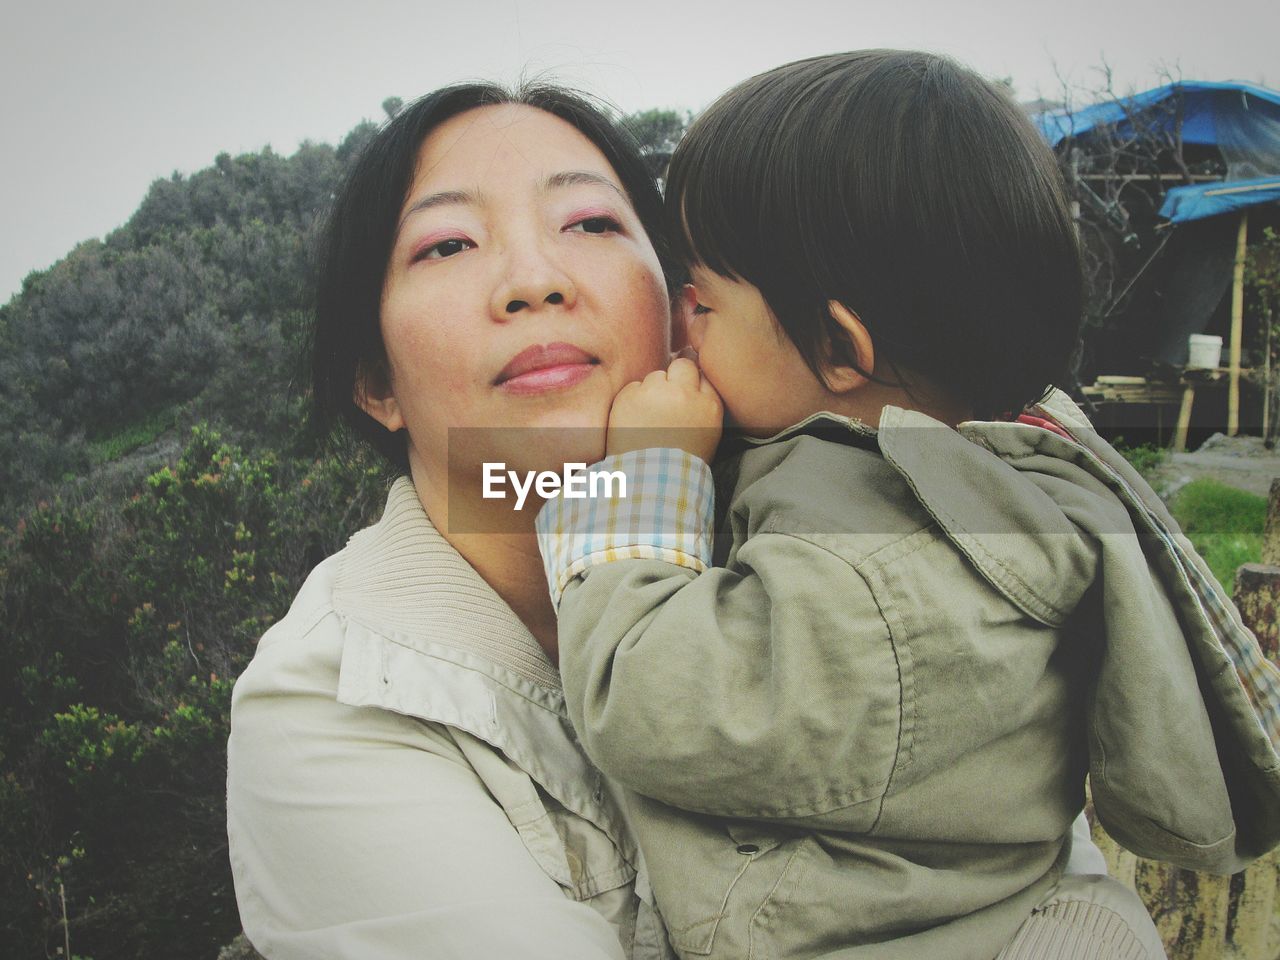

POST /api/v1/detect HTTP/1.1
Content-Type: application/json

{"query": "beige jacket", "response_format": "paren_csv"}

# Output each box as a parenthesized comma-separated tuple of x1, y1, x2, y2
(226, 478, 675, 960)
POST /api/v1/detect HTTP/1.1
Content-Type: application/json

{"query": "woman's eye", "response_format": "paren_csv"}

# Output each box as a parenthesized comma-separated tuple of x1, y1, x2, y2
(415, 237, 474, 261)
(566, 216, 622, 235)
(692, 302, 711, 315)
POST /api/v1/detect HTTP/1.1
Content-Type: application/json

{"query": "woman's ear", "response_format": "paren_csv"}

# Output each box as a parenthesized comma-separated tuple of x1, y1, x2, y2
(355, 361, 405, 432)
(822, 300, 875, 394)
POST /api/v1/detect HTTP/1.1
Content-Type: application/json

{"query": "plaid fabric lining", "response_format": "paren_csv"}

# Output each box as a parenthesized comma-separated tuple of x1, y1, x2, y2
(535, 448, 715, 609)
(1139, 504, 1280, 751)
(1029, 412, 1280, 753)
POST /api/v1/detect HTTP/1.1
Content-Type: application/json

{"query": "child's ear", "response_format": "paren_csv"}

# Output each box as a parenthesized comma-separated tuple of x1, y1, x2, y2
(355, 360, 405, 433)
(670, 284, 696, 355)
(822, 300, 874, 394)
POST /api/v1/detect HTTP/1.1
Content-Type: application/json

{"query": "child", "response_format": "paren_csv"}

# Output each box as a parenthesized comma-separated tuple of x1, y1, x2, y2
(536, 51, 1280, 960)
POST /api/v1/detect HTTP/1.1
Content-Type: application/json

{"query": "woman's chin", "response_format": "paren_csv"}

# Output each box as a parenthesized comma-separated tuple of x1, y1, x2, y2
(435, 425, 607, 535)
(445, 424, 607, 480)
(506, 397, 614, 467)
(507, 424, 608, 475)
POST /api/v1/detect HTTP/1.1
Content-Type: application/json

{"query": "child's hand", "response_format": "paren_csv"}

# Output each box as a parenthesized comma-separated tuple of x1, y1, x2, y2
(606, 358, 723, 463)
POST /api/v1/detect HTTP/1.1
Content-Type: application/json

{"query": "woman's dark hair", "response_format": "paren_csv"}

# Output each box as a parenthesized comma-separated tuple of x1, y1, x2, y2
(665, 50, 1084, 419)
(312, 82, 676, 471)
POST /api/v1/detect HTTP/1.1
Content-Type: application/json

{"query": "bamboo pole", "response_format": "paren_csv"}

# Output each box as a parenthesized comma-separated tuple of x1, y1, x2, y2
(1228, 211, 1248, 436)
(1265, 307, 1273, 444)
(1174, 384, 1196, 453)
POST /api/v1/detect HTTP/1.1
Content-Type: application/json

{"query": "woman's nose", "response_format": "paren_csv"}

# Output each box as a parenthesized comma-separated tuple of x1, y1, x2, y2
(492, 249, 578, 318)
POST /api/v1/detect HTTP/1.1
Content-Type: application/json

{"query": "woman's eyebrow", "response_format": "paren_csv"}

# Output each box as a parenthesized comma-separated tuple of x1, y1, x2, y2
(543, 171, 629, 204)
(397, 189, 479, 235)
(396, 173, 628, 238)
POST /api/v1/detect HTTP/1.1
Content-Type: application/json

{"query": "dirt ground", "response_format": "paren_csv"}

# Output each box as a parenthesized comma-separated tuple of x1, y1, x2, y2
(1146, 433, 1280, 500)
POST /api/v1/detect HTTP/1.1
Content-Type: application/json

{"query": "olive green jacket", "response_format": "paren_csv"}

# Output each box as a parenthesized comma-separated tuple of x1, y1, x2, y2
(546, 389, 1280, 960)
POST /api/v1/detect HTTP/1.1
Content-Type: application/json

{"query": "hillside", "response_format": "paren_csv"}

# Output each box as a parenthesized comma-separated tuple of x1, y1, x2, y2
(0, 112, 394, 957)
(0, 118, 381, 522)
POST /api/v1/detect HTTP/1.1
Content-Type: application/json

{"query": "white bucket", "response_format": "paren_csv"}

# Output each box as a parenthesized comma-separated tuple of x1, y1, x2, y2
(1187, 334, 1223, 369)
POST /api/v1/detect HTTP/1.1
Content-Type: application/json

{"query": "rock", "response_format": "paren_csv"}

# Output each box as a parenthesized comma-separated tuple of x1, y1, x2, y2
(1198, 432, 1232, 453)
(216, 933, 265, 960)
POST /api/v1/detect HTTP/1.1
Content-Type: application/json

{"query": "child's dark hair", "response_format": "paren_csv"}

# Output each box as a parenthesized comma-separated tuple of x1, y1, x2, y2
(665, 50, 1083, 419)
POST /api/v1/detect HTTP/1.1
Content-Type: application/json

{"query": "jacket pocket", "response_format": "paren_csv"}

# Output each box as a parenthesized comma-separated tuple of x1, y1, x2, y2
(645, 814, 807, 958)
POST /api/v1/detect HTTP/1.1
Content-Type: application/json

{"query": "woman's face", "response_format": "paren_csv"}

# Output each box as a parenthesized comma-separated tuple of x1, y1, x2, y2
(365, 104, 671, 489)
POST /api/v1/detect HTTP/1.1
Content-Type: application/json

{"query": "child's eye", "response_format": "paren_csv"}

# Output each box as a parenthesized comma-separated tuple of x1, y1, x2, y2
(692, 302, 712, 315)
(413, 237, 475, 262)
(566, 215, 622, 235)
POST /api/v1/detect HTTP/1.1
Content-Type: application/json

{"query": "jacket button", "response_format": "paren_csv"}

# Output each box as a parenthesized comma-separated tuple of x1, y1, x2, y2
(736, 843, 760, 855)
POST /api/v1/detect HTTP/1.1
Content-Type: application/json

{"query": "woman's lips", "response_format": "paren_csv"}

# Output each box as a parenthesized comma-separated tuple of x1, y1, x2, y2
(500, 363, 596, 395)
(496, 342, 599, 395)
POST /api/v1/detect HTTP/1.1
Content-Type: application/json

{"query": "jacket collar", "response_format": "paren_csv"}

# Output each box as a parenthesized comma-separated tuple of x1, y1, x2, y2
(330, 476, 562, 692)
(727, 393, 1210, 630)
(728, 400, 1102, 626)
(327, 479, 639, 843)
(725, 410, 878, 455)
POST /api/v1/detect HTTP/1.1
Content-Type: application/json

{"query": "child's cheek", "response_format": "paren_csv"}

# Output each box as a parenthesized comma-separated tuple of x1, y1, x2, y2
(687, 313, 708, 353)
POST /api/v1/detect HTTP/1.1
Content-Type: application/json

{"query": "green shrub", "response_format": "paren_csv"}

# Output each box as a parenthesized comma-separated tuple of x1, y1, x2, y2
(1112, 437, 1168, 479)
(38, 705, 145, 792)
(0, 426, 386, 959)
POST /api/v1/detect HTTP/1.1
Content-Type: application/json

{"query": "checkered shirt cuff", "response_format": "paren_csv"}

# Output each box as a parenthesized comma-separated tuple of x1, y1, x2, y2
(535, 448, 714, 609)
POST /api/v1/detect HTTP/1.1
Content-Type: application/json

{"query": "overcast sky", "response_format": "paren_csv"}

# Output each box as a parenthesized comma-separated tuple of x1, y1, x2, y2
(3, 0, 1276, 303)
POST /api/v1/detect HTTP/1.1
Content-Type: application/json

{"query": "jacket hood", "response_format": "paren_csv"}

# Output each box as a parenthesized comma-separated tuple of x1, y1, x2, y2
(878, 404, 1108, 627)
(877, 389, 1280, 874)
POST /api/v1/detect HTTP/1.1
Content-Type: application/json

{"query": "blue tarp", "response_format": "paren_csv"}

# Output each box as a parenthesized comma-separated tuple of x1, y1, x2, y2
(1035, 81, 1280, 145)
(1160, 176, 1280, 224)
(1034, 81, 1280, 184)
(1034, 81, 1280, 223)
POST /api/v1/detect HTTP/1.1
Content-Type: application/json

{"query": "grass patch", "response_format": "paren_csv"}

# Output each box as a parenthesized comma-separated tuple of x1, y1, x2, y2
(1168, 478, 1267, 593)
(88, 409, 177, 464)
